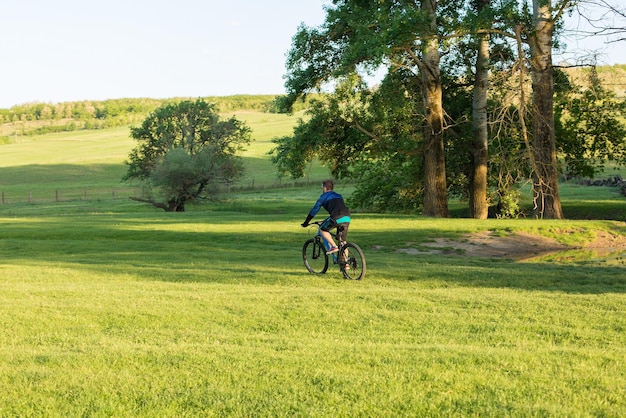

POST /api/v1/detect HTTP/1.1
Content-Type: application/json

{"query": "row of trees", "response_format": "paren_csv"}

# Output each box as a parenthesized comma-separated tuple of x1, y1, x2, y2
(0, 95, 289, 138)
(270, 0, 626, 219)
(0, 98, 163, 126)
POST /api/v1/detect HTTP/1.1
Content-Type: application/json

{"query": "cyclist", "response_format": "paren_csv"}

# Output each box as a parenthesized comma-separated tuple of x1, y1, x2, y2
(301, 179, 351, 254)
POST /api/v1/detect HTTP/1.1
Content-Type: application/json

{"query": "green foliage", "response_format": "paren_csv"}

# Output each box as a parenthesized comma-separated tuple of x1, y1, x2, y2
(345, 71, 428, 212)
(278, 34, 626, 217)
(0, 99, 163, 132)
(349, 156, 424, 212)
(272, 72, 434, 213)
(492, 187, 524, 218)
(282, 1, 428, 109)
(271, 76, 372, 179)
(0, 96, 283, 138)
(150, 146, 243, 203)
(556, 67, 626, 178)
(275, 0, 626, 219)
(124, 99, 251, 211)
(276, 1, 471, 215)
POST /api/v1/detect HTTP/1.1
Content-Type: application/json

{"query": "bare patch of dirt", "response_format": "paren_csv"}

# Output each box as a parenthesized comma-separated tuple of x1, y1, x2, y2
(396, 230, 626, 261)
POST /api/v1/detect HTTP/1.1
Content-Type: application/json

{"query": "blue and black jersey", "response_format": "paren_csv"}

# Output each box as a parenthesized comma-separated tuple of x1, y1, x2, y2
(308, 191, 351, 222)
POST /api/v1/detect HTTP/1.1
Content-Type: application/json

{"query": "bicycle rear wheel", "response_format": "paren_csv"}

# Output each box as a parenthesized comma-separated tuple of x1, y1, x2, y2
(302, 238, 328, 274)
(339, 242, 366, 280)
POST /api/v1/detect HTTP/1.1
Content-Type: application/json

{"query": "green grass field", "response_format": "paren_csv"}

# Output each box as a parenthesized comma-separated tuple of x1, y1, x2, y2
(1, 114, 625, 416)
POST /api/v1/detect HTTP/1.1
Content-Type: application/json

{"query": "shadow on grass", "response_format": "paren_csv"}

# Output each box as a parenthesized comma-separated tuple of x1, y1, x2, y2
(0, 214, 315, 284)
(1, 214, 624, 294)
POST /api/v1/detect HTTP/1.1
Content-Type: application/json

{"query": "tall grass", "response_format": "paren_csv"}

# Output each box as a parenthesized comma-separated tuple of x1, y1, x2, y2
(0, 117, 625, 416)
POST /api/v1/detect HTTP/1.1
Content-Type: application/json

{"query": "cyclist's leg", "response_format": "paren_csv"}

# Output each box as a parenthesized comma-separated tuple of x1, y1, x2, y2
(337, 222, 349, 242)
(337, 222, 350, 266)
(320, 217, 338, 251)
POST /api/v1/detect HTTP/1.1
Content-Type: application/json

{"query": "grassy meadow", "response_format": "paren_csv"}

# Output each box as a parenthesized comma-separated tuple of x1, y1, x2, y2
(1, 112, 625, 416)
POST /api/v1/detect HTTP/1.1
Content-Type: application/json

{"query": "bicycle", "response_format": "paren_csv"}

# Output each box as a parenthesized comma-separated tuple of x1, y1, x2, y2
(301, 221, 366, 280)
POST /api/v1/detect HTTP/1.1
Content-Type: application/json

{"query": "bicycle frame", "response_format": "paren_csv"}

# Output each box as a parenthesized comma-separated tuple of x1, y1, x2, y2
(316, 227, 342, 263)
(302, 220, 365, 280)
(312, 222, 350, 266)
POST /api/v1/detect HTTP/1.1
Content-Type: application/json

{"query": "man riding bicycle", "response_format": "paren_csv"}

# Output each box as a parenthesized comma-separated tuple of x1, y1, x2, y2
(301, 179, 351, 254)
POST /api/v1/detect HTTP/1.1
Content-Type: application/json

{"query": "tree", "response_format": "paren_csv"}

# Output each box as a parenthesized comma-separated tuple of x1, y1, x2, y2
(419, 0, 449, 217)
(479, 0, 625, 217)
(504, 0, 577, 218)
(555, 66, 626, 177)
(279, 0, 451, 217)
(468, 0, 492, 219)
(275, 0, 622, 219)
(123, 99, 251, 212)
(523, 0, 568, 218)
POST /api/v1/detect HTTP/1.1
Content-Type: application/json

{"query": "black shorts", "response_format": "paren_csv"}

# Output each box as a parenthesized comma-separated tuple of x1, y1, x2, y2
(320, 217, 349, 241)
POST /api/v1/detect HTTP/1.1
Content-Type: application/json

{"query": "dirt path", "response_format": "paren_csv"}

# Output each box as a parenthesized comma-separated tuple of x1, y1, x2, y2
(397, 230, 626, 261)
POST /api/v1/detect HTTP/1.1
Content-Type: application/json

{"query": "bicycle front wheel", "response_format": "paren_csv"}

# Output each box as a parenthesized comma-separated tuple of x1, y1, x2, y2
(339, 242, 366, 280)
(302, 238, 328, 274)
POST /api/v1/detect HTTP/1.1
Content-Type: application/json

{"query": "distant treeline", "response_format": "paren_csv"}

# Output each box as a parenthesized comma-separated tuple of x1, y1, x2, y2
(2, 64, 623, 141)
(0, 95, 312, 141)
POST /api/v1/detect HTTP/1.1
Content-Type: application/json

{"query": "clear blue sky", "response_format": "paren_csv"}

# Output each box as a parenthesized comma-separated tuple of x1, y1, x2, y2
(0, 0, 327, 108)
(1, 1, 624, 109)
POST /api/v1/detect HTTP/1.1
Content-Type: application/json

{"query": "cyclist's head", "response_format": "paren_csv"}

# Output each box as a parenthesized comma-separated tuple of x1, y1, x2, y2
(322, 179, 334, 191)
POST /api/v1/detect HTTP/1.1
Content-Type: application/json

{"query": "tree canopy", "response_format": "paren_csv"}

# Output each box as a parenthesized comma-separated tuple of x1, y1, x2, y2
(272, 0, 626, 218)
(279, 0, 456, 217)
(123, 99, 251, 211)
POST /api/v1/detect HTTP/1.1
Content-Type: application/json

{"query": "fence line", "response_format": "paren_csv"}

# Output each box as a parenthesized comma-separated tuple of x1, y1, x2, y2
(0, 187, 143, 205)
(1, 178, 349, 205)
(227, 177, 333, 192)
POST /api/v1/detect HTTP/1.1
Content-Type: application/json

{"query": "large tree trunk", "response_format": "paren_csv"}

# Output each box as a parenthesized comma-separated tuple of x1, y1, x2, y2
(469, 0, 490, 220)
(529, 0, 563, 219)
(420, 0, 449, 218)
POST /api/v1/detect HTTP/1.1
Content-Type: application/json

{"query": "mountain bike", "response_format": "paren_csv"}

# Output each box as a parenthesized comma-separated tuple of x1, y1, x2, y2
(302, 221, 366, 280)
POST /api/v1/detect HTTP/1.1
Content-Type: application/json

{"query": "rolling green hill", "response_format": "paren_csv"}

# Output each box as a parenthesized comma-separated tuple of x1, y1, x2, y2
(0, 110, 332, 205)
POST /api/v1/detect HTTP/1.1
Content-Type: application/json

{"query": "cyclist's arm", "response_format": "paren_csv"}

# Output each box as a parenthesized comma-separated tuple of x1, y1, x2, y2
(302, 195, 326, 226)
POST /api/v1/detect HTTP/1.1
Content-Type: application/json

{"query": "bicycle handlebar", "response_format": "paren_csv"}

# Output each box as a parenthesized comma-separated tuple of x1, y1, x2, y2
(303, 220, 344, 234)
(301, 220, 323, 227)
